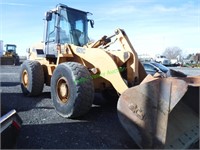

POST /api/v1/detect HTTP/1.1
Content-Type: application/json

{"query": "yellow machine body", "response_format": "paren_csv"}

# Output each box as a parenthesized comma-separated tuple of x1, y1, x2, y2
(21, 4, 200, 149)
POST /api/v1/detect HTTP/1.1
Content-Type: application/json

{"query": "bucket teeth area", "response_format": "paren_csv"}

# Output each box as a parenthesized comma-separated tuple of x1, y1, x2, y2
(117, 77, 199, 149)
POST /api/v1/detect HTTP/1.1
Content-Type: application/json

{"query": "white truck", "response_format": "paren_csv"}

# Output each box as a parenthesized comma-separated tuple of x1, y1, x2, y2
(155, 55, 170, 66)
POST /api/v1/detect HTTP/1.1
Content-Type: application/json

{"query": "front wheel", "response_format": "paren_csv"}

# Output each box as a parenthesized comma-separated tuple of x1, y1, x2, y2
(51, 62, 94, 118)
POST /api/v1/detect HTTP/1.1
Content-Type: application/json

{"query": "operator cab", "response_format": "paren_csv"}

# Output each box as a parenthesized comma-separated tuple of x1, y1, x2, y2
(5, 44, 17, 53)
(44, 4, 94, 57)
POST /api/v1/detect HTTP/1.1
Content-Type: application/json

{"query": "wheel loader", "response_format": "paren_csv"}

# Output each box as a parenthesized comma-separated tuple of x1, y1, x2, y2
(0, 44, 19, 65)
(20, 4, 200, 149)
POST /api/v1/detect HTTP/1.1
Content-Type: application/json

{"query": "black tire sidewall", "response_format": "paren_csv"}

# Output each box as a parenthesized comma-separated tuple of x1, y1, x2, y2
(20, 60, 44, 96)
(20, 61, 34, 96)
(51, 63, 80, 117)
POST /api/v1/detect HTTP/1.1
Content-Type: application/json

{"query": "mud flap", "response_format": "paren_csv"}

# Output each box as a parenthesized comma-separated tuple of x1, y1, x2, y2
(117, 77, 199, 149)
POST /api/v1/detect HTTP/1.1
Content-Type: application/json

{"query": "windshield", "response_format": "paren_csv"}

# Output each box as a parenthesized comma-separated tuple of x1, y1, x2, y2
(59, 8, 88, 46)
(151, 62, 169, 73)
(6, 45, 16, 52)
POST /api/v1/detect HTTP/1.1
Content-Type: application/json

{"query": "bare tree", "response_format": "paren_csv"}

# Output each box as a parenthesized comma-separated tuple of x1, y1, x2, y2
(163, 47, 183, 59)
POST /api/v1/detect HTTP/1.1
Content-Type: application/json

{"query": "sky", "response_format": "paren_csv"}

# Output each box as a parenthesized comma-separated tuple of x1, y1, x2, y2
(0, 0, 199, 56)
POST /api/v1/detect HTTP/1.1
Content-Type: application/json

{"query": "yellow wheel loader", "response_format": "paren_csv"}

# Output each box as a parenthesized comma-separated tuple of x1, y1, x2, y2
(0, 44, 19, 65)
(20, 4, 200, 149)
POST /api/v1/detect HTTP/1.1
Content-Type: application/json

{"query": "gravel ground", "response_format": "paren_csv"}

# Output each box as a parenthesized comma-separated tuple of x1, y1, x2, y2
(0, 65, 138, 149)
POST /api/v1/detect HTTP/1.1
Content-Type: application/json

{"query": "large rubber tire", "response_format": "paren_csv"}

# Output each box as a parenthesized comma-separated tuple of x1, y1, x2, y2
(20, 60, 44, 96)
(51, 62, 94, 118)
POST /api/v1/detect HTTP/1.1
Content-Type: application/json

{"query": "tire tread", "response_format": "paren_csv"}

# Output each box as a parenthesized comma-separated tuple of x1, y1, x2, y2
(20, 60, 44, 96)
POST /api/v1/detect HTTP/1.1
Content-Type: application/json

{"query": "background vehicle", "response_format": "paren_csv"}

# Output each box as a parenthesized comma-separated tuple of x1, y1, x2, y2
(155, 55, 170, 66)
(0, 43, 20, 65)
(20, 4, 199, 149)
(142, 62, 169, 76)
(143, 61, 187, 77)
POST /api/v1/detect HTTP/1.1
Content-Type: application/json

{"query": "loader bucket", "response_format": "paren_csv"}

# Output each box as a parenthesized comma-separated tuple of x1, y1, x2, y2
(0, 57, 15, 65)
(117, 76, 199, 149)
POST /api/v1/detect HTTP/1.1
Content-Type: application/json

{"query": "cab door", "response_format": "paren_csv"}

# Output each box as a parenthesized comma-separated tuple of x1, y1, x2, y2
(45, 12, 58, 57)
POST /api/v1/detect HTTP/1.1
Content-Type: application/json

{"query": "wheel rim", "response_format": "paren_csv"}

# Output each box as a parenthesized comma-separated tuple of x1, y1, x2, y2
(56, 77, 69, 103)
(22, 70, 29, 87)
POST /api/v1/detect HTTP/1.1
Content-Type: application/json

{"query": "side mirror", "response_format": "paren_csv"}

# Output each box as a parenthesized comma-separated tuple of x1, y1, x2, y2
(46, 11, 52, 21)
(89, 19, 94, 28)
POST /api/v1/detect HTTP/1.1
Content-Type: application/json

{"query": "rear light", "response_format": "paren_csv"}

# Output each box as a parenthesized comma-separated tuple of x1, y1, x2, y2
(12, 120, 21, 130)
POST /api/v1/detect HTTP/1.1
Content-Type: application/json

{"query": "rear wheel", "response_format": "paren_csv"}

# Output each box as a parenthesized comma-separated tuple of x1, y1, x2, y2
(20, 60, 44, 96)
(51, 62, 94, 118)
